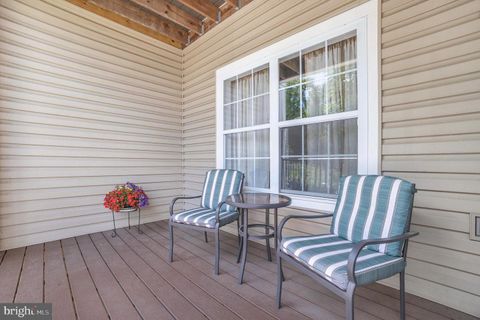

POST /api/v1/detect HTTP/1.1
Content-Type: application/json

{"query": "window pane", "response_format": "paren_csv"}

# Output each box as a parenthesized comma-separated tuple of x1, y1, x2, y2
(225, 129, 270, 188)
(254, 159, 270, 188)
(281, 159, 302, 191)
(303, 79, 326, 117)
(224, 103, 236, 130)
(302, 43, 326, 81)
(304, 160, 328, 194)
(237, 100, 252, 128)
(327, 34, 357, 75)
(280, 119, 357, 196)
(238, 72, 252, 100)
(224, 76, 237, 104)
(253, 95, 269, 125)
(279, 86, 301, 121)
(327, 71, 357, 113)
(253, 66, 269, 95)
(281, 126, 302, 156)
(329, 158, 357, 193)
(255, 128, 270, 157)
(279, 53, 300, 88)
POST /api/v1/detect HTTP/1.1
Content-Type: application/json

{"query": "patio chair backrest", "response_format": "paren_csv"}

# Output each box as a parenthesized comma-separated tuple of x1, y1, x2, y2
(201, 169, 244, 212)
(330, 175, 416, 257)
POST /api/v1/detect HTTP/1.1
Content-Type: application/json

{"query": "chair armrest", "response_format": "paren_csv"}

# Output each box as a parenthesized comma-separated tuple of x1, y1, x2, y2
(347, 231, 419, 283)
(278, 213, 334, 244)
(214, 201, 228, 224)
(169, 195, 202, 216)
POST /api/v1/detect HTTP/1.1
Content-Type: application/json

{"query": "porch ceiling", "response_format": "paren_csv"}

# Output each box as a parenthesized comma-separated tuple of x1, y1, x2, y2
(67, 0, 253, 48)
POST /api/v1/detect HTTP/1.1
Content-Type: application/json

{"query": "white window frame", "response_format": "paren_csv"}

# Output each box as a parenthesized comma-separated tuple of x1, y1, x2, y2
(216, 0, 380, 212)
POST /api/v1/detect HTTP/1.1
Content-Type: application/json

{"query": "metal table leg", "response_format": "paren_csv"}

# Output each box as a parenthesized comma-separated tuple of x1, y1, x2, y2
(239, 208, 249, 284)
(274, 208, 285, 281)
(265, 209, 272, 261)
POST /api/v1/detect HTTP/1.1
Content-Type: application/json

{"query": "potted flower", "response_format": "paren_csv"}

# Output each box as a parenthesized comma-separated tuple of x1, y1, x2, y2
(104, 182, 149, 236)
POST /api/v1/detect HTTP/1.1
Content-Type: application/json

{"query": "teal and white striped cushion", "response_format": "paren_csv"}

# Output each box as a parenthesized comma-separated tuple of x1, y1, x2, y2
(281, 234, 405, 289)
(331, 175, 415, 256)
(173, 207, 239, 228)
(201, 169, 243, 212)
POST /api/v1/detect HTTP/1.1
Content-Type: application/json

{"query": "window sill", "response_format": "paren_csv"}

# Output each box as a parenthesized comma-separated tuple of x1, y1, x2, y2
(287, 194, 336, 213)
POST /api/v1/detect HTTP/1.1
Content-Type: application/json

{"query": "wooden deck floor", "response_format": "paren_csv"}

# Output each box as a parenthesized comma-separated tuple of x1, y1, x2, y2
(0, 220, 477, 320)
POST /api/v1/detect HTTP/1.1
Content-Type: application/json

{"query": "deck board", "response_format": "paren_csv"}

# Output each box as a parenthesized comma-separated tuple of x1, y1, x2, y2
(0, 247, 25, 303)
(104, 230, 210, 320)
(44, 241, 76, 320)
(89, 232, 174, 320)
(76, 234, 142, 320)
(121, 226, 278, 320)
(15, 244, 43, 303)
(62, 237, 109, 320)
(0, 221, 477, 320)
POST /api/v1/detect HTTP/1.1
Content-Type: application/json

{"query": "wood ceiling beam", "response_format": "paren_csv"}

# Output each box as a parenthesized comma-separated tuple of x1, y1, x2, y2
(175, 0, 218, 22)
(224, 0, 238, 9)
(67, 0, 187, 48)
(130, 0, 202, 35)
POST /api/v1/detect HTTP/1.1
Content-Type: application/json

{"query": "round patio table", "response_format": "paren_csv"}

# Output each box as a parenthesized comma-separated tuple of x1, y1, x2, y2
(226, 192, 291, 284)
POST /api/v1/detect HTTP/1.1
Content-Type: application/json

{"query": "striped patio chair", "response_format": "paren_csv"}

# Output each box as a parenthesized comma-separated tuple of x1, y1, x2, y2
(276, 175, 418, 320)
(169, 169, 244, 275)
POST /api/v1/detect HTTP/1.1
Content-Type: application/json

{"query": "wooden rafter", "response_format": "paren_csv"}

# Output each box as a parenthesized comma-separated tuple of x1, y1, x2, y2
(175, 0, 218, 22)
(67, 0, 187, 48)
(69, 0, 253, 48)
(224, 0, 238, 9)
(130, 0, 202, 35)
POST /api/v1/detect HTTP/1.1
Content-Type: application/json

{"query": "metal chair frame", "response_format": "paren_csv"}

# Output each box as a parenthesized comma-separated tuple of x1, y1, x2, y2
(168, 173, 244, 275)
(276, 186, 418, 320)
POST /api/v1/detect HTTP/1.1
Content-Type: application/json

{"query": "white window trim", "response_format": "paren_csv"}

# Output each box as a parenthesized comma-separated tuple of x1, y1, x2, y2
(215, 0, 380, 212)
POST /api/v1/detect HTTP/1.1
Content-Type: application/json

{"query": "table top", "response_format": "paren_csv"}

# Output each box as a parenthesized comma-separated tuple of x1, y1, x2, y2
(225, 192, 292, 209)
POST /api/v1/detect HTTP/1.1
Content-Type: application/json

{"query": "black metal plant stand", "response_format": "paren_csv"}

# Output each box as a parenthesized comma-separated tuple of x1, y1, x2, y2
(111, 207, 142, 237)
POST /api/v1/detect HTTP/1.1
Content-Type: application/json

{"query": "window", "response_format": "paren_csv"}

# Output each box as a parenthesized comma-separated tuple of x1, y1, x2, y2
(216, 1, 379, 211)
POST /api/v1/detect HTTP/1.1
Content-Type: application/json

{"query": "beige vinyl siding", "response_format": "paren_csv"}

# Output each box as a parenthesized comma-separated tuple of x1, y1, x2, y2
(0, 0, 182, 250)
(182, 0, 480, 317)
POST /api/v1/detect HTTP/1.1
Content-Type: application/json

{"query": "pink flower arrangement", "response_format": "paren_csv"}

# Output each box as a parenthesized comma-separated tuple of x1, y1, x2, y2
(104, 182, 149, 212)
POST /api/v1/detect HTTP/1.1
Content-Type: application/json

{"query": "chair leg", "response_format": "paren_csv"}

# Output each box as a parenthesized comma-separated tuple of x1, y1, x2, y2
(204, 231, 208, 243)
(400, 270, 406, 320)
(276, 254, 283, 308)
(346, 282, 356, 320)
(168, 222, 174, 262)
(214, 227, 220, 275)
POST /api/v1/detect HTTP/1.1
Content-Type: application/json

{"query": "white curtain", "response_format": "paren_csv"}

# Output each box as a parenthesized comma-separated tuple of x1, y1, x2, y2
(327, 36, 357, 113)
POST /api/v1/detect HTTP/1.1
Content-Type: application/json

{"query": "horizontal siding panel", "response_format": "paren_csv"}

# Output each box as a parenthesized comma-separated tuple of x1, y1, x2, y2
(382, 0, 458, 28)
(382, 154, 480, 174)
(0, 1, 182, 76)
(381, 275, 479, 318)
(0, 27, 181, 90)
(0, 192, 179, 216)
(382, 94, 480, 122)
(382, 58, 480, 90)
(382, 1, 479, 44)
(0, 212, 168, 252)
(409, 242, 480, 276)
(383, 172, 480, 194)
(382, 113, 480, 138)
(411, 208, 469, 233)
(382, 18, 480, 58)
(0, 0, 182, 250)
(382, 133, 480, 155)
(0, 174, 181, 191)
